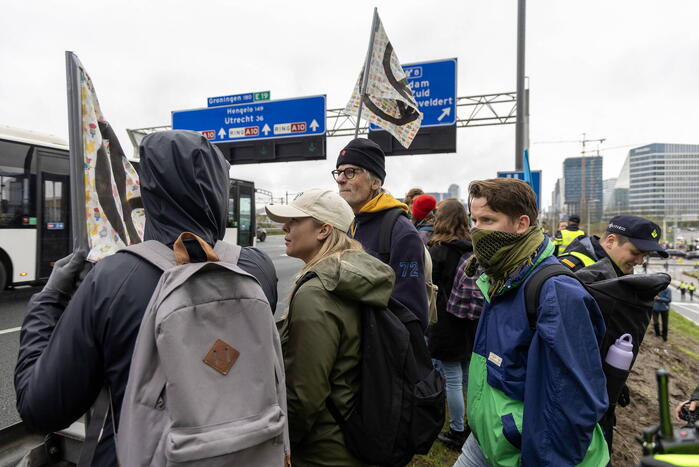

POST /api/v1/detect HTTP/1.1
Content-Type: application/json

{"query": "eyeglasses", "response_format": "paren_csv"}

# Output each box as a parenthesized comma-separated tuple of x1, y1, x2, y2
(331, 167, 365, 181)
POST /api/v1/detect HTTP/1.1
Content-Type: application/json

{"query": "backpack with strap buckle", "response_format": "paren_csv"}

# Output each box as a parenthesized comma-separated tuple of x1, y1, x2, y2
(524, 262, 670, 410)
(80, 232, 290, 467)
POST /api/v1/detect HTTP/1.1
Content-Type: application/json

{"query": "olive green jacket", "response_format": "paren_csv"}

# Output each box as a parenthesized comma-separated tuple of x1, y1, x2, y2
(280, 250, 395, 467)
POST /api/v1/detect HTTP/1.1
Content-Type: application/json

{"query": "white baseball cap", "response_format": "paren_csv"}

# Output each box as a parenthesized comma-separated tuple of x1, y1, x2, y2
(265, 188, 355, 233)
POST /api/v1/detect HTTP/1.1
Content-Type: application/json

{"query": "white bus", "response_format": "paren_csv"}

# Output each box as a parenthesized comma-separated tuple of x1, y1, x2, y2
(0, 125, 256, 291)
(0, 126, 71, 291)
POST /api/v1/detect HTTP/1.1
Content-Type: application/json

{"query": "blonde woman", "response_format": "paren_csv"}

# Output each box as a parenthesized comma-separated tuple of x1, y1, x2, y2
(266, 189, 394, 467)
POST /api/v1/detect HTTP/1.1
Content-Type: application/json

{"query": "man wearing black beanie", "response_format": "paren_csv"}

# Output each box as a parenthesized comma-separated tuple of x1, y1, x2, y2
(332, 138, 428, 328)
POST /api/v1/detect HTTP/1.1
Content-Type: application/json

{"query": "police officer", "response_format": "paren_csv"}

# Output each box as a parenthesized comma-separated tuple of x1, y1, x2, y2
(559, 215, 669, 274)
(555, 214, 585, 256)
(559, 216, 669, 458)
(680, 281, 688, 301)
(689, 282, 696, 301)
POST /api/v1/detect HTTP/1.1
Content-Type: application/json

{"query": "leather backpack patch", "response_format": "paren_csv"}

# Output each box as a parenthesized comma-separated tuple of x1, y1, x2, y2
(203, 339, 239, 375)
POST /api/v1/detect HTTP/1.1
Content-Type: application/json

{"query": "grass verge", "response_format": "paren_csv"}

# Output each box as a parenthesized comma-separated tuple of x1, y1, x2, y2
(682, 270, 699, 280)
(670, 309, 699, 362)
(670, 309, 699, 341)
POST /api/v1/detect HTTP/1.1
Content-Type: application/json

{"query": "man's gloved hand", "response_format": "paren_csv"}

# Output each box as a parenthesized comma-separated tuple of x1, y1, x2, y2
(45, 249, 91, 297)
(618, 384, 631, 407)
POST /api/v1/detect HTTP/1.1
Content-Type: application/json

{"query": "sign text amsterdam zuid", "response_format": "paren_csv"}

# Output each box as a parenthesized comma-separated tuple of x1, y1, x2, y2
(370, 57, 457, 130)
(172, 95, 326, 143)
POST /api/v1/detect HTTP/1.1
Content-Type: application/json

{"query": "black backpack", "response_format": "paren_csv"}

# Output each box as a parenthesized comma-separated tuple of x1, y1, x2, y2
(376, 207, 407, 263)
(376, 207, 438, 326)
(524, 262, 671, 406)
(298, 271, 445, 466)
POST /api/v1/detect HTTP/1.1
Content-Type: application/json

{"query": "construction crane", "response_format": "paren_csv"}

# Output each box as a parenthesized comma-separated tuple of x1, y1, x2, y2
(579, 133, 606, 232)
(532, 134, 605, 230)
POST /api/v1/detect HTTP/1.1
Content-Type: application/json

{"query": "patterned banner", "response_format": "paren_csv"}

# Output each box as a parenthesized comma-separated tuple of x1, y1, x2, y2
(345, 12, 423, 148)
(78, 65, 145, 261)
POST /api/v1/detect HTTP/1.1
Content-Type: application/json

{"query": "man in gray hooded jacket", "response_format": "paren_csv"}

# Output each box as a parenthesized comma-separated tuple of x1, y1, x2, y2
(14, 131, 278, 466)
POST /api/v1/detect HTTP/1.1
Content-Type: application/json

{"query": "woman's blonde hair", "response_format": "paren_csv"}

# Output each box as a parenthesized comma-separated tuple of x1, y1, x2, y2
(283, 219, 364, 318)
(299, 219, 363, 276)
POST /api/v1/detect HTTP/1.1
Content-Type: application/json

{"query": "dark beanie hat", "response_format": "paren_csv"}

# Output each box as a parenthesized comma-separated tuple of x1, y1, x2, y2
(412, 194, 437, 221)
(336, 138, 386, 182)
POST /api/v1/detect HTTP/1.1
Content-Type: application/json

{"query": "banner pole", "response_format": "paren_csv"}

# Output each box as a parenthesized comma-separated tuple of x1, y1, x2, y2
(354, 8, 379, 138)
(65, 51, 89, 253)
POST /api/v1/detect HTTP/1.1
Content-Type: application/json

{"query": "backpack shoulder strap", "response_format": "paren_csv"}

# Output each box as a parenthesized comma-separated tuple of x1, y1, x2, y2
(121, 240, 178, 271)
(378, 208, 408, 264)
(524, 262, 579, 331)
(296, 271, 317, 287)
(76, 386, 112, 467)
(213, 240, 242, 264)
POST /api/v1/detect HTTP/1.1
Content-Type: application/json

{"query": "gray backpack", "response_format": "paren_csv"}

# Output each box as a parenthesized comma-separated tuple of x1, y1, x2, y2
(115, 232, 289, 467)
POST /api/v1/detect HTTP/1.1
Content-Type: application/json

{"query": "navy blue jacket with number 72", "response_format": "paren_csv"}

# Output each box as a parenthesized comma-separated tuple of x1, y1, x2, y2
(350, 193, 428, 329)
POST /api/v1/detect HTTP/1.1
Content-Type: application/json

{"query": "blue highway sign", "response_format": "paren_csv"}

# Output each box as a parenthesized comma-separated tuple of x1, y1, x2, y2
(371, 57, 457, 130)
(208, 91, 270, 107)
(497, 170, 542, 211)
(173, 95, 326, 143)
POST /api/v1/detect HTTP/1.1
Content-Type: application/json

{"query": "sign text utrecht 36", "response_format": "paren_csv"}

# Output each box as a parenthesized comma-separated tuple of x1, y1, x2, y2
(172, 95, 326, 143)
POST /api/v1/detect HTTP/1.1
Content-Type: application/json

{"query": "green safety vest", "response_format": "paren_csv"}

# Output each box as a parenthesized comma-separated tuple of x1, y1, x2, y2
(689, 284, 696, 291)
(560, 250, 597, 269)
(645, 454, 699, 466)
(558, 228, 586, 255)
(559, 235, 597, 269)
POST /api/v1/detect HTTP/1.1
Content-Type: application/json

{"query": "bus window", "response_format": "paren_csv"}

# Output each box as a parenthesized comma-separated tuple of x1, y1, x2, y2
(227, 197, 237, 228)
(239, 193, 252, 247)
(0, 140, 35, 228)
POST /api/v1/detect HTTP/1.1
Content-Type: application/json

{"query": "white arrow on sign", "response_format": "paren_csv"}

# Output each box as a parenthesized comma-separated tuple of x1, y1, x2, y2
(262, 124, 271, 136)
(310, 119, 319, 131)
(218, 128, 226, 139)
(437, 107, 451, 122)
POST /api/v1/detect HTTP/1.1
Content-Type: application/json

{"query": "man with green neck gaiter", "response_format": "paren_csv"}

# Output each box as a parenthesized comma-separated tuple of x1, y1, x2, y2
(454, 179, 609, 467)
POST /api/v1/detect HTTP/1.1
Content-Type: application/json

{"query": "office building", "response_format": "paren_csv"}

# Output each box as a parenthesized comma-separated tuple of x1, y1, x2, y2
(603, 178, 617, 207)
(563, 156, 603, 222)
(628, 143, 699, 220)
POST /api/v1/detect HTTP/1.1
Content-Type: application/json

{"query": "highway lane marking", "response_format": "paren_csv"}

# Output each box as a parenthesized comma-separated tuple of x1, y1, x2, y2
(674, 304, 699, 325)
(675, 304, 699, 313)
(0, 327, 21, 336)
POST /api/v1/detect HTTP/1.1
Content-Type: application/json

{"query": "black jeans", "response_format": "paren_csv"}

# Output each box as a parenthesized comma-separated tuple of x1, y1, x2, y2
(652, 309, 669, 340)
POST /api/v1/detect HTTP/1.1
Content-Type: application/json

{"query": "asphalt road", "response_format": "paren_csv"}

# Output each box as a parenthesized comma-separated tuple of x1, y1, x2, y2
(260, 234, 304, 317)
(0, 248, 694, 432)
(0, 286, 41, 431)
(643, 259, 699, 326)
(0, 234, 301, 431)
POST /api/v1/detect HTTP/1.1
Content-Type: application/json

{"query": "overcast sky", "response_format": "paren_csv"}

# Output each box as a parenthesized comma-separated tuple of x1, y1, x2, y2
(2, 0, 699, 206)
